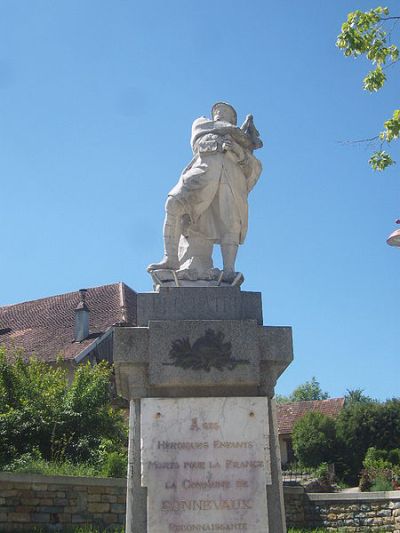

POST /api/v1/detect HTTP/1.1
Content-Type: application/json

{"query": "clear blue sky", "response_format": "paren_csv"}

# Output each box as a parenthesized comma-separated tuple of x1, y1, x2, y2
(0, 1, 399, 400)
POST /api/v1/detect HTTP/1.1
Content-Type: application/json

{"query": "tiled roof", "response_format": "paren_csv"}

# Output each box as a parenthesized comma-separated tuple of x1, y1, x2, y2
(0, 283, 137, 362)
(277, 398, 345, 435)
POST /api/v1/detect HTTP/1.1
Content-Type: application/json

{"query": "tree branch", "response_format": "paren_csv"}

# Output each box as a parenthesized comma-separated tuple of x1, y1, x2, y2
(337, 136, 379, 145)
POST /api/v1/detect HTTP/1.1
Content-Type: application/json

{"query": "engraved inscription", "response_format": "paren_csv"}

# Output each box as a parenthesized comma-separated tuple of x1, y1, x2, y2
(141, 398, 270, 533)
(168, 523, 248, 531)
(161, 499, 253, 512)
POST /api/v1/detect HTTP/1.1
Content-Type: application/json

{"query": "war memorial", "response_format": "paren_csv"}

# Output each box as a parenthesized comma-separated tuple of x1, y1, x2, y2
(113, 102, 294, 532)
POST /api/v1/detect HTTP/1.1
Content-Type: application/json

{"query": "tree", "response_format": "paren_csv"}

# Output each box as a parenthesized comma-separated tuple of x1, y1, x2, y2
(335, 398, 400, 483)
(0, 348, 127, 471)
(337, 6, 400, 170)
(276, 377, 329, 404)
(292, 411, 337, 467)
(290, 377, 329, 402)
(344, 388, 374, 405)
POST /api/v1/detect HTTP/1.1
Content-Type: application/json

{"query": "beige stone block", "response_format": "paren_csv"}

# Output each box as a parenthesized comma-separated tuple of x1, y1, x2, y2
(0, 482, 16, 489)
(71, 515, 89, 523)
(15, 506, 34, 513)
(88, 502, 110, 513)
(8, 512, 30, 522)
(37, 498, 53, 505)
(101, 494, 117, 503)
(377, 509, 392, 517)
(1, 490, 17, 497)
(102, 512, 119, 524)
(54, 498, 68, 505)
(87, 494, 102, 502)
(31, 512, 50, 523)
(32, 483, 48, 491)
(59, 513, 72, 523)
(20, 498, 40, 506)
(87, 486, 104, 494)
(64, 506, 80, 514)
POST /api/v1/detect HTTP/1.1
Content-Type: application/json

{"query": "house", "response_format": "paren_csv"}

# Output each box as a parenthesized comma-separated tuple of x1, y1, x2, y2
(1, 283, 343, 462)
(0, 282, 137, 376)
(277, 398, 345, 465)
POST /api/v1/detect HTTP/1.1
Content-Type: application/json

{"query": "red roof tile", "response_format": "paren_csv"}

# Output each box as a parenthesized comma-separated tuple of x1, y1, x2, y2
(277, 398, 345, 435)
(0, 283, 137, 362)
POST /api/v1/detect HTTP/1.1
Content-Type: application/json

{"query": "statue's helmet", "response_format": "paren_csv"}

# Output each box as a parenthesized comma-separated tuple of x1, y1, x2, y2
(211, 102, 237, 125)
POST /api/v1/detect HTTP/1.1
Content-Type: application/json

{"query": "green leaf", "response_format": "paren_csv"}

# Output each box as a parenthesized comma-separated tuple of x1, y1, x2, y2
(363, 66, 386, 91)
(368, 151, 395, 171)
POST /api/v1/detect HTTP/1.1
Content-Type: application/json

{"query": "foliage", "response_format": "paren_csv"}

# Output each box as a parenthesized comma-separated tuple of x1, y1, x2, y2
(288, 530, 348, 533)
(3, 451, 100, 477)
(30, 525, 125, 533)
(276, 377, 329, 403)
(344, 388, 374, 405)
(359, 446, 400, 491)
(337, 6, 400, 170)
(335, 399, 400, 484)
(370, 474, 394, 491)
(0, 347, 127, 475)
(292, 412, 337, 467)
(290, 377, 329, 402)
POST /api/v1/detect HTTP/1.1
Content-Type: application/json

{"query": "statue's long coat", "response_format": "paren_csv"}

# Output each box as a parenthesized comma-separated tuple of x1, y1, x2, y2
(169, 117, 262, 245)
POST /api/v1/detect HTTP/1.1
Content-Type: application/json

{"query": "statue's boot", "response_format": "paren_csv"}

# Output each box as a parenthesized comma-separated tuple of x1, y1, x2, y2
(221, 243, 238, 282)
(147, 212, 180, 271)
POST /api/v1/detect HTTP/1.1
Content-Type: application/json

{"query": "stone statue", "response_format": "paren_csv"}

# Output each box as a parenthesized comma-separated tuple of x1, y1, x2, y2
(148, 102, 263, 286)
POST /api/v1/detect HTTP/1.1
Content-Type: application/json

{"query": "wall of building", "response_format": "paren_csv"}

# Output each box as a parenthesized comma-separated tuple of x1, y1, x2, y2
(279, 434, 288, 465)
(1, 472, 400, 532)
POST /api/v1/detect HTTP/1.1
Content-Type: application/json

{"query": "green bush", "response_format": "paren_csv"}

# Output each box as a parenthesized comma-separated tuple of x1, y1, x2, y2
(0, 348, 128, 474)
(363, 447, 392, 470)
(100, 450, 127, 478)
(388, 448, 400, 465)
(359, 446, 400, 491)
(28, 526, 125, 533)
(370, 474, 393, 492)
(292, 412, 337, 468)
(335, 398, 400, 484)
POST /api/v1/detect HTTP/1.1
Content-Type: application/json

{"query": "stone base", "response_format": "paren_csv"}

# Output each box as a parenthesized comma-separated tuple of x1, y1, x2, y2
(148, 268, 244, 290)
(114, 286, 293, 533)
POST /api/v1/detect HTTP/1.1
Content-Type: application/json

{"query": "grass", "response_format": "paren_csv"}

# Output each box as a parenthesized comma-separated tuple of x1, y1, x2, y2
(0, 526, 125, 533)
(3, 452, 126, 478)
(288, 530, 390, 532)
(0, 528, 391, 533)
(4, 457, 102, 477)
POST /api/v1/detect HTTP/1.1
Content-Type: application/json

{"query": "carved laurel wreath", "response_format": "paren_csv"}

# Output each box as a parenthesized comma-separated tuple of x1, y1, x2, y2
(163, 329, 250, 372)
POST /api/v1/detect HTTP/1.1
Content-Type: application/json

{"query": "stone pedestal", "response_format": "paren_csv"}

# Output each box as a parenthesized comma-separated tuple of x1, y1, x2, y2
(114, 286, 293, 533)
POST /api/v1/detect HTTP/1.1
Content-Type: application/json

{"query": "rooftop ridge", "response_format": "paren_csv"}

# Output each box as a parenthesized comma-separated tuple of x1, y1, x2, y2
(0, 282, 125, 310)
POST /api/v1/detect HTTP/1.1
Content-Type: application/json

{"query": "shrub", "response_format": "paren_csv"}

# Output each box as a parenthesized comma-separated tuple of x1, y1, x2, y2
(335, 399, 400, 484)
(292, 412, 337, 467)
(359, 446, 400, 491)
(100, 450, 127, 478)
(0, 348, 127, 473)
(370, 474, 393, 492)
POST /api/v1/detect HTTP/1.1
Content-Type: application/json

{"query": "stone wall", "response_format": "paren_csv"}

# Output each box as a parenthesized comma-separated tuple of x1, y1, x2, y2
(1, 472, 400, 532)
(284, 486, 400, 532)
(0, 472, 126, 531)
